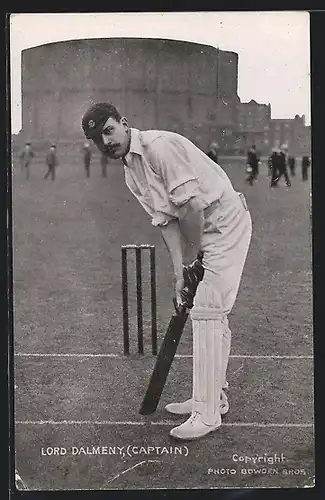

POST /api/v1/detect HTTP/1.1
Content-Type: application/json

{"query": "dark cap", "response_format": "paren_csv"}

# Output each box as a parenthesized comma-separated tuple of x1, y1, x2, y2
(82, 102, 121, 139)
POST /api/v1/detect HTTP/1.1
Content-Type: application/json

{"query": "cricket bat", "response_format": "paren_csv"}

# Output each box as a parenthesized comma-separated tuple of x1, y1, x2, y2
(139, 300, 189, 415)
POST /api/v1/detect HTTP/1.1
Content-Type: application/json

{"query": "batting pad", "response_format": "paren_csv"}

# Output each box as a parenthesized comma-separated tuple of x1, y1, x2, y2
(221, 316, 231, 391)
(191, 282, 230, 392)
(191, 313, 223, 426)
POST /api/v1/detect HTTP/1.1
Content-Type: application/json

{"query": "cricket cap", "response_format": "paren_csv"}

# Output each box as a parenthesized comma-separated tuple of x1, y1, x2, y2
(82, 102, 121, 139)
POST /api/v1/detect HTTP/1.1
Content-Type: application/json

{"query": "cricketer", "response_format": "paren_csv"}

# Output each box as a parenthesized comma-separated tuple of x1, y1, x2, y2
(82, 102, 252, 440)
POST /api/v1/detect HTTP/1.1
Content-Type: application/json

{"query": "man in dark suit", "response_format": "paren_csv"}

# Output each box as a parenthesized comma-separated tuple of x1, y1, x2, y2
(100, 152, 108, 178)
(44, 144, 58, 181)
(246, 145, 259, 186)
(288, 155, 296, 177)
(19, 142, 35, 180)
(301, 156, 310, 181)
(82, 142, 92, 178)
(270, 144, 291, 187)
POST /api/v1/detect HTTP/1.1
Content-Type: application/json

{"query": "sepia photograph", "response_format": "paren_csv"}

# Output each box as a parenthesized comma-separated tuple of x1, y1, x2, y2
(9, 11, 314, 490)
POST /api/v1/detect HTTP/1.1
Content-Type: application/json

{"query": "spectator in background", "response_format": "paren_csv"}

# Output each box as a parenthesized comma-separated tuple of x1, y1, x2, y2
(270, 144, 291, 188)
(288, 155, 296, 177)
(267, 151, 273, 177)
(82, 141, 92, 178)
(206, 140, 219, 163)
(19, 142, 35, 180)
(269, 146, 281, 187)
(301, 155, 310, 181)
(279, 144, 291, 187)
(100, 152, 108, 178)
(246, 144, 259, 186)
(44, 144, 58, 181)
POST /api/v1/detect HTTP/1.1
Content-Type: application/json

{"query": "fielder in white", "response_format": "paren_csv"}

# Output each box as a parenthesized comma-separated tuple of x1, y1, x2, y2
(82, 102, 252, 440)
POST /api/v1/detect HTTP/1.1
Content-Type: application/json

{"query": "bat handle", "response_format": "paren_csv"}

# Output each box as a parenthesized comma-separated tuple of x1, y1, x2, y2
(172, 297, 179, 314)
(197, 250, 203, 262)
(172, 297, 187, 315)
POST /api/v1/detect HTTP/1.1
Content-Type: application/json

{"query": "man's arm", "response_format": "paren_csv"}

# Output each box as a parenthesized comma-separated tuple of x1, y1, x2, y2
(159, 202, 204, 304)
(178, 203, 204, 264)
(160, 203, 204, 271)
(159, 219, 183, 280)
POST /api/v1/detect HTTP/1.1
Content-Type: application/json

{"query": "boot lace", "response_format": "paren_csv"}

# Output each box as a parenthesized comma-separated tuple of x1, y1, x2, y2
(191, 411, 201, 423)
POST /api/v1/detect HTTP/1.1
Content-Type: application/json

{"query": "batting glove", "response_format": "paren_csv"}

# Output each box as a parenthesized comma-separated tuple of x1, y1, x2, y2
(180, 252, 205, 309)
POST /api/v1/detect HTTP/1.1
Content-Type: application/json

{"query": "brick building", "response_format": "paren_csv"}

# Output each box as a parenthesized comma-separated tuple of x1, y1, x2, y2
(234, 99, 271, 155)
(233, 103, 311, 157)
(269, 115, 311, 156)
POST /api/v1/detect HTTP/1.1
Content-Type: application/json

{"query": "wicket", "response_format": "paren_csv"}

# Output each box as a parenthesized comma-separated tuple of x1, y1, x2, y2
(121, 245, 157, 355)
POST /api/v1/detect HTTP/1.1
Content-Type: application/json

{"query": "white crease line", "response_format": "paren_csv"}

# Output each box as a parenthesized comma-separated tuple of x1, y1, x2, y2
(228, 355, 313, 360)
(14, 353, 313, 359)
(103, 460, 160, 486)
(230, 355, 313, 360)
(15, 353, 120, 358)
(15, 420, 313, 428)
(17, 420, 148, 426)
(152, 422, 314, 428)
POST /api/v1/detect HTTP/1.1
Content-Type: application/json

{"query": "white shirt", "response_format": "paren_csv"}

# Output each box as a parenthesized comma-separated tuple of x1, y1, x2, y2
(123, 128, 236, 226)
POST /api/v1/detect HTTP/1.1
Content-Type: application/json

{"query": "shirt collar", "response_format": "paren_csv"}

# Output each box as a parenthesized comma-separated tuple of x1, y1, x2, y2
(124, 128, 143, 165)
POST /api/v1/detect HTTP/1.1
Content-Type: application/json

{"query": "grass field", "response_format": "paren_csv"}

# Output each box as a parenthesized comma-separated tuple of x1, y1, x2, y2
(12, 156, 314, 490)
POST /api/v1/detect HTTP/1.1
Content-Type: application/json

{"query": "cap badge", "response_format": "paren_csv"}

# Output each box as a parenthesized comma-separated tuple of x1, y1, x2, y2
(88, 119, 95, 128)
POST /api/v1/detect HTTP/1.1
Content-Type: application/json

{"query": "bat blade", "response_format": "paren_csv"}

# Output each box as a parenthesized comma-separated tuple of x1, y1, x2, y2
(139, 307, 189, 415)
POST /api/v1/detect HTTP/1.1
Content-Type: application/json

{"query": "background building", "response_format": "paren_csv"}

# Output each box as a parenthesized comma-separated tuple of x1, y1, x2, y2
(269, 115, 311, 156)
(234, 99, 271, 155)
(211, 49, 240, 153)
(233, 105, 311, 157)
(16, 38, 311, 158)
(19, 38, 239, 154)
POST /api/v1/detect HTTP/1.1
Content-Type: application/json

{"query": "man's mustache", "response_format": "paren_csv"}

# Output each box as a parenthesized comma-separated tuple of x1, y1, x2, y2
(102, 144, 120, 154)
(91, 137, 119, 154)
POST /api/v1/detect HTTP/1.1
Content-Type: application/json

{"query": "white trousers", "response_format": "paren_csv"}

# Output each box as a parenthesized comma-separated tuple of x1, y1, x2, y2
(190, 191, 252, 425)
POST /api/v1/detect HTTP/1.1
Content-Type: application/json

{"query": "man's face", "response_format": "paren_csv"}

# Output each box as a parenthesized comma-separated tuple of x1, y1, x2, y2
(96, 116, 130, 159)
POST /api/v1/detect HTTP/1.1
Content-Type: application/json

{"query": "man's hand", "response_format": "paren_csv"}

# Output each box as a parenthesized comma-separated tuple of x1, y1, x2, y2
(174, 252, 204, 310)
(175, 277, 185, 307)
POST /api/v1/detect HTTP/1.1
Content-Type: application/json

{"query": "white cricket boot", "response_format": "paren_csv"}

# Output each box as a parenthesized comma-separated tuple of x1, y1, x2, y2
(169, 410, 221, 440)
(170, 300, 224, 440)
(165, 390, 229, 416)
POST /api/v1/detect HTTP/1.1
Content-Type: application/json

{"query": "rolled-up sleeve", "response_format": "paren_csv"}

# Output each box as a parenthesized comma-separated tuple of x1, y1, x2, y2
(151, 213, 175, 227)
(148, 137, 201, 207)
